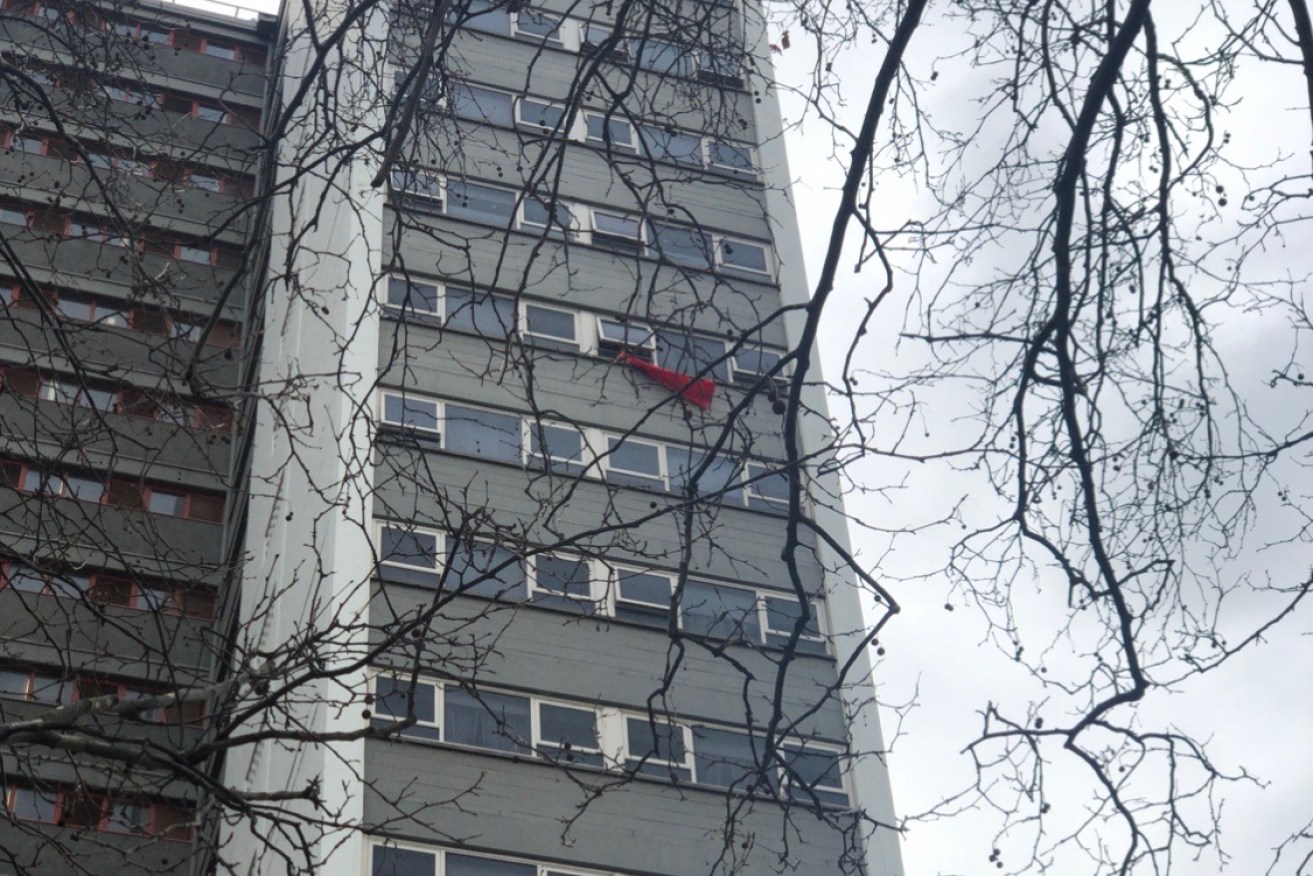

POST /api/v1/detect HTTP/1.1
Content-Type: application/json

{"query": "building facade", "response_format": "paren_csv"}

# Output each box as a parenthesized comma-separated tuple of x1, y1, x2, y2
(0, 0, 901, 873)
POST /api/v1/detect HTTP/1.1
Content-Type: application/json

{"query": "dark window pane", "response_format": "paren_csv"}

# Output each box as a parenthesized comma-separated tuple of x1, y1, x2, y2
(656, 330, 728, 381)
(446, 180, 517, 225)
(444, 687, 530, 753)
(732, 348, 781, 382)
(383, 394, 439, 432)
(520, 198, 573, 237)
(374, 677, 436, 724)
(693, 725, 759, 789)
(444, 405, 520, 461)
(615, 570, 671, 627)
(585, 114, 635, 149)
(764, 596, 826, 654)
(746, 462, 790, 510)
(652, 223, 711, 269)
(604, 437, 663, 488)
(372, 846, 436, 876)
(380, 527, 438, 569)
(523, 305, 576, 345)
(681, 580, 760, 642)
(668, 449, 742, 502)
(528, 425, 583, 468)
(386, 277, 440, 314)
(535, 555, 589, 598)
(451, 83, 515, 126)
(10, 787, 56, 822)
(444, 288, 514, 337)
(707, 140, 753, 171)
(539, 703, 602, 765)
(633, 39, 691, 76)
(639, 126, 702, 165)
(781, 744, 847, 806)
(6, 565, 47, 593)
(718, 239, 770, 276)
(447, 541, 526, 599)
(513, 9, 560, 40)
(517, 98, 564, 130)
(454, 0, 510, 35)
(625, 717, 689, 779)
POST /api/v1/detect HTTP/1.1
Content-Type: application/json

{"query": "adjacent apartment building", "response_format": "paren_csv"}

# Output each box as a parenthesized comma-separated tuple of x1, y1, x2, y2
(0, 0, 902, 873)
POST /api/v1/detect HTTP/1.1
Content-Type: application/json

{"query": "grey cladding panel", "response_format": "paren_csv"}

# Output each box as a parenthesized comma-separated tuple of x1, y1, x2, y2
(364, 742, 855, 876)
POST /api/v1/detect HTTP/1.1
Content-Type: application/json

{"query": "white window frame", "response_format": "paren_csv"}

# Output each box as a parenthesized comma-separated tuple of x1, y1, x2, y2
(606, 564, 674, 618)
(599, 433, 667, 489)
(582, 111, 638, 152)
(619, 713, 695, 775)
(776, 739, 850, 805)
(531, 697, 604, 763)
(703, 138, 756, 175)
(383, 273, 443, 318)
(594, 316, 656, 358)
(522, 419, 588, 469)
(517, 196, 577, 240)
(760, 594, 828, 651)
(587, 209, 648, 250)
(375, 520, 445, 575)
(743, 460, 790, 510)
(713, 235, 773, 279)
(378, 390, 442, 438)
(371, 671, 445, 740)
(511, 7, 565, 44)
(519, 300, 580, 348)
(514, 95, 569, 134)
(527, 552, 598, 605)
(390, 167, 446, 209)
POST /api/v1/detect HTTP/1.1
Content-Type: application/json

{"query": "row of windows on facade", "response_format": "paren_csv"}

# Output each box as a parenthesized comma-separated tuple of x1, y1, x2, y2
(373, 844, 667, 876)
(0, 664, 206, 723)
(5, 283, 243, 348)
(1, 0, 267, 64)
(377, 392, 792, 510)
(371, 676, 849, 807)
(2, 366, 234, 431)
(0, 201, 244, 268)
(390, 171, 774, 279)
(1, 126, 257, 196)
(385, 275, 784, 386)
(0, 458, 225, 522)
(376, 522, 827, 654)
(394, 0, 745, 89)
(3, 785, 193, 842)
(14, 60, 261, 128)
(412, 77, 755, 178)
(0, 560, 218, 619)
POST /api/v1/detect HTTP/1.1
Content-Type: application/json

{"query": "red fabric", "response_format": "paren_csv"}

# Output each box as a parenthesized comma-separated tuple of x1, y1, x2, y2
(616, 351, 715, 410)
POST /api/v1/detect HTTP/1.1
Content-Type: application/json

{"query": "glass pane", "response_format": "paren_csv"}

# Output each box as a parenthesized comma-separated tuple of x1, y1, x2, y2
(764, 596, 820, 638)
(680, 580, 761, 642)
(451, 84, 514, 126)
(634, 39, 690, 76)
(456, 0, 511, 35)
(391, 168, 445, 202)
(380, 526, 438, 569)
(374, 676, 436, 724)
(9, 788, 56, 822)
(782, 744, 847, 806)
(0, 670, 30, 698)
(625, 717, 688, 778)
(444, 288, 513, 337)
(585, 114, 634, 148)
(708, 140, 753, 171)
(528, 424, 582, 464)
(147, 489, 187, 516)
(732, 348, 780, 380)
(28, 674, 64, 705)
(669, 449, 742, 501)
(597, 319, 651, 347)
(64, 475, 104, 502)
(520, 198, 573, 236)
(386, 278, 440, 314)
(372, 847, 436, 876)
(593, 213, 643, 241)
(539, 703, 601, 764)
(447, 180, 517, 225)
(447, 541, 526, 599)
(536, 555, 589, 598)
(604, 437, 663, 488)
(518, 98, 564, 131)
(656, 330, 727, 381)
(523, 305, 575, 343)
(692, 725, 758, 789)
(514, 9, 560, 40)
(105, 801, 149, 834)
(444, 405, 520, 461)
(747, 462, 789, 504)
(718, 239, 769, 275)
(444, 687, 530, 753)
(6, 565, 47, 592)
(383, 394, 439, 432)
(652, 223, 711, 269)
(639, 126, 702, 165)
(617, 570, 670, 606)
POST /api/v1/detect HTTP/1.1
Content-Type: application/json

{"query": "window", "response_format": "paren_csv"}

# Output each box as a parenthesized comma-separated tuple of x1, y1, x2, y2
(450, 0, 510, 36)
(445, 287, 514, 336)
(446, 539, 526, 599)
(446, 179, 517, 225)
(176, 244, 214, 265)
(448, 854, 535, 876)
(0, 206, 26, 226)
(579, 23, 618, 54)
(613, 568, 672, 627)
(707, 140, 754, 174)
(680, 579, 761, 642)
(451, 83, 514, 127)
(692, 725, 761, 790)
(590, 212, 646, 254)
(596, 318, 654, 359)
(192, 102, 229, 123)
(668, 448, 743, 503)
(525, 422, 585, 474)
(602, 435, 664, 489)
(745, 461, 790, 512)
(385, 276, 440, 316)
(390, 167, 445, 207)
(519, 197, 573, 239)
(8, 787, 57, 823)
(512, 8, 562, 43)
(373, 846, 435, 876)
(521, 303, 578, 350)
(656, 330, 728, 381)
(381, 392, 441, 448)
(0, 667, 66, 704)
(378, 524, 442, 588)
(584, 112, 636, 151)
(624, 716, 691, 780)
(536, 701, 602, 765)
(763, 596, 826, 655)
(779, 742, 847, 807)
(444, 404, 520, 461)
(697, 50, 744, 87)
(530, 553, 592, 610)
(716, 238, 771, 278)
(633, 38, 692, 77)
(373, 675, 441, 740)
(444, 687, 530, 753)
(516, 96, 565, 132)
(200, 40, 237, 60)
(188, 171, 221, 191)
(730, 347, 782, 385)
(639, 125, 702, 166)
(651, 223, 711, 269)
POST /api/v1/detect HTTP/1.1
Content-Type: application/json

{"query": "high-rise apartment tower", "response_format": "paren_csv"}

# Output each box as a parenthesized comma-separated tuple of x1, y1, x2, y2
(0, 0, 902, 874)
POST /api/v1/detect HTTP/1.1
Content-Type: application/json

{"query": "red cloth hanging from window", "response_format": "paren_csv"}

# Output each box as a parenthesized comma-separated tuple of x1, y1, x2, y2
(616, 351, 715, 410)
